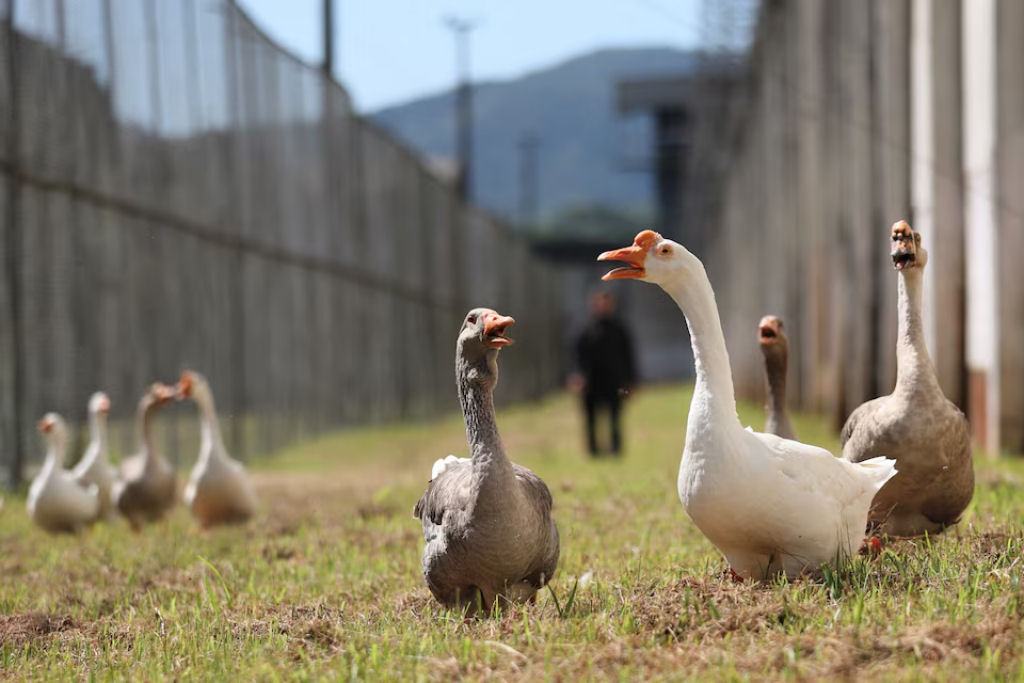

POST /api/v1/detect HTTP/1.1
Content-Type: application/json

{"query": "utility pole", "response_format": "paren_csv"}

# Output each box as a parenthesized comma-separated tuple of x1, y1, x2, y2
(445, 16, 476, 202)
(518, 133, 540, 229)
(322, 0, 334, 77)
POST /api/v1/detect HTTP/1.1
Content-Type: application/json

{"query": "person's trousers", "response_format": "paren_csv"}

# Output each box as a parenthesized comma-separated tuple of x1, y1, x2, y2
(583, 390, 622, 456)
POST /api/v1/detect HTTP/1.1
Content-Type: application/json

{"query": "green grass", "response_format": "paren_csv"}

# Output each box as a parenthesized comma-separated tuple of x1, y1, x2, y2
(2, 383, 1023, 680)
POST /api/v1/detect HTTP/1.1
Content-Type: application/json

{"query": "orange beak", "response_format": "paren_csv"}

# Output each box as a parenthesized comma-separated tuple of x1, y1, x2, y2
(482, 312, 515, 348)
(97, 396, 111, 414)
(37, 416, 55, 433)
(176, 371, 194, 400)
(153, 383, 175, 404)
(597, 230, 661, 280)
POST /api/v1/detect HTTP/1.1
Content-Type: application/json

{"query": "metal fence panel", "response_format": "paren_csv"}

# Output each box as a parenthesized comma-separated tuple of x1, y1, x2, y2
(0, 1, 564, 484)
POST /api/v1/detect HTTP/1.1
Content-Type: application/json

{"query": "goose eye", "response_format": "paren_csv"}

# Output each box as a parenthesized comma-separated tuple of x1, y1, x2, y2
(659, 246, 671, 255)
(467, 315, 477, 324)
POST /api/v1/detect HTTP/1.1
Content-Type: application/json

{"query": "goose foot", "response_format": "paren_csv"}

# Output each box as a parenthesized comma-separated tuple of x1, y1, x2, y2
(860, 536, 884, 557)
(727, 567, 745, 583)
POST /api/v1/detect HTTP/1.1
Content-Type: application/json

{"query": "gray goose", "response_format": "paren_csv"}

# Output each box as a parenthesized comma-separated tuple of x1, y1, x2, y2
(841, 221, 974, 537)
(758, 315, 796, 440)
(112, 383, 177, 530)
(413, 308, 559, 612)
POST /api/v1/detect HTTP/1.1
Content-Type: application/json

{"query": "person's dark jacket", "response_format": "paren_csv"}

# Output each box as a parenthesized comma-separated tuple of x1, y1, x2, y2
(576, 316, 637, 397)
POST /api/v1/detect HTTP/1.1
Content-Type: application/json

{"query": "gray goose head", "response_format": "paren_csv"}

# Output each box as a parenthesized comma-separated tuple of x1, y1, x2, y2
(758, 315, 788, 368)
(456, 308, 515, 391)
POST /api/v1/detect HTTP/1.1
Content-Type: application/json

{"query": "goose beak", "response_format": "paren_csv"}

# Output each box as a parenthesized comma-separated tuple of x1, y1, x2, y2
(153, 383, 175, 404)
(176, 372, 195, 400)
(598, 230, 661, 280)
(890, 220, 919, 270)
(483, 313, 515, 348)
(98, 396, 111, 414)
(37, 416, 56, 433)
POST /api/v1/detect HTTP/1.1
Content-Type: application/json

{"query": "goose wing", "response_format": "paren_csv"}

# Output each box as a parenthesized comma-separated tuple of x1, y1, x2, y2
(512, 463, 553, 512)
(512, 463, 559, 586)
(413, 459, 473, 540)
(840, 396, 887, 450)
(750, 429, 896, 507)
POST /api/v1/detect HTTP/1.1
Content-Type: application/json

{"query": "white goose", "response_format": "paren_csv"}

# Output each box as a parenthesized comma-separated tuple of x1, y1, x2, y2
(177, 370, 257, 528)
(27, 413, 100, 533)
(598, 230, 897, 580)
(71, 392, 118, 520)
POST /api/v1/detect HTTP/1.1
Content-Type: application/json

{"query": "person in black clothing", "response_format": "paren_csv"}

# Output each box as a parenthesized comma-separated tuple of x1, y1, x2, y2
(573, 291, 637, 456)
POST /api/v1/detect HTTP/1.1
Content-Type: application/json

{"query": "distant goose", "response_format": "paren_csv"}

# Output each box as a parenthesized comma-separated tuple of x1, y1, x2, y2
(28, 413, 99, 533)
(758, 315, 796, 440)
(414, 308, 560, 611)
(112, 383, 177, 530)
(177, 370, 257, 528)
(72, 392, 118, 520)
(841, 221, 974, 536)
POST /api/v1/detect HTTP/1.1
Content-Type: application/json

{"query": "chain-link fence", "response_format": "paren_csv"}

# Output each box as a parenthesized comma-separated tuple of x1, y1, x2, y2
(0, 0, 563, 485)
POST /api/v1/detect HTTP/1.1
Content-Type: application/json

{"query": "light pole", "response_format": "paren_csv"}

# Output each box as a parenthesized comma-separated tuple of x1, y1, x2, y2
(519, 133, 540, 229)
(445, 16, 476, 202)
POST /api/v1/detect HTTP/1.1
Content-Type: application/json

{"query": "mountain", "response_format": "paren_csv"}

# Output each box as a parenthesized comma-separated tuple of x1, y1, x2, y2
(371, 47, 699, 225)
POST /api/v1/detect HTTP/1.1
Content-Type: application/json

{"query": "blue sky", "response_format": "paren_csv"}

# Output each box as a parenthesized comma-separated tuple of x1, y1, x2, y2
(236, 0, 709, 112)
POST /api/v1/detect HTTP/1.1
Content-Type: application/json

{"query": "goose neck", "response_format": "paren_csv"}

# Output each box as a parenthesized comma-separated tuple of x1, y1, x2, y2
(660, 263, 742, 432)
(42, 433, 65, 473)
(137, 399, 161, 464)
(457, 358, 513, 488)
(88, 411, 108, 455)
(895, 269, 939, 397)
(194, 390, 227, 461)
(763, 350, 789, 422)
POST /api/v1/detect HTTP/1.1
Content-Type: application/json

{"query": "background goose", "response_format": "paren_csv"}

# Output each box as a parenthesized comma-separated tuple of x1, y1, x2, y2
(177, 370, 257, 528)
(28, 413, 99, 533)
(72, 392, 118, 521)
(599, 231, 896, 580)
(112, 383, 176, 530)
(840, 221, 974, 537)
(413, 309, 559, 612)
(758, 316, 796, 440)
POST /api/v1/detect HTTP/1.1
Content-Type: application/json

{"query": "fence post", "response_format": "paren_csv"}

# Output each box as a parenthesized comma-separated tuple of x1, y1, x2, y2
(3, 0, 24, 488)
(222, 0, 248, 459)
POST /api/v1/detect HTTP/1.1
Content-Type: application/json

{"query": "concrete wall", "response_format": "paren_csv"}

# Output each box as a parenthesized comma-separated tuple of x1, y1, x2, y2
(995, 0, 1024, 452)
(703, 0, 1024, 454)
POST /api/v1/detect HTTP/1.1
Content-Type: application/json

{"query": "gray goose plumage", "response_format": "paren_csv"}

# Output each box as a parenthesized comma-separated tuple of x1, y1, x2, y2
(841, 221, 974, 537)
(112, 383, 177, 530)
(758, 315, 796, 440)
(413, 308, 559, 612)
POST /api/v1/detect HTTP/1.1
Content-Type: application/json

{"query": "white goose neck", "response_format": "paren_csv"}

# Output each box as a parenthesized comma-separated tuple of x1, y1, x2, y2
(194, 388, 228, 462)
(88, 411, 108, 454)
(42, 432, 65, 474)
(658, 258, 742, 432)
(895, 269, 939, 397)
